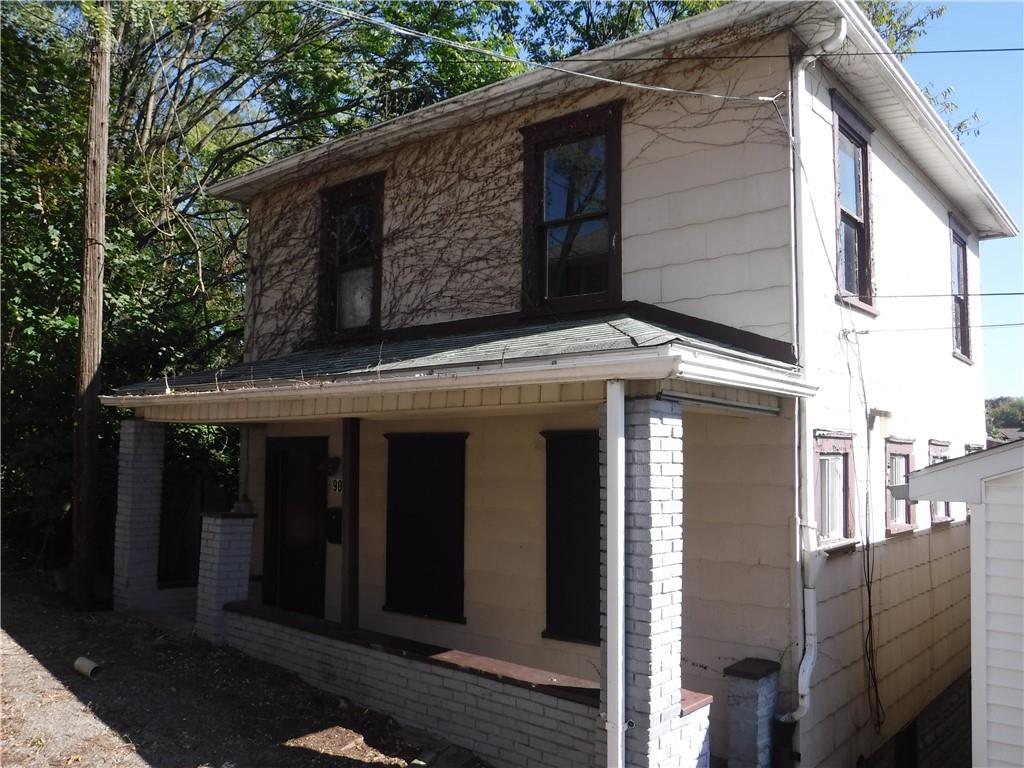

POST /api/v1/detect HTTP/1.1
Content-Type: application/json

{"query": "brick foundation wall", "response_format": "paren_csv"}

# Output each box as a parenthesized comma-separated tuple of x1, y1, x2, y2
(224, 608, 714, 768)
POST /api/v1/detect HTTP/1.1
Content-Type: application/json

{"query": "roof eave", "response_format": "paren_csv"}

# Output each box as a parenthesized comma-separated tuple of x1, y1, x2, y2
(834, 0, 1018, 239)
(206, 0, 785, 204)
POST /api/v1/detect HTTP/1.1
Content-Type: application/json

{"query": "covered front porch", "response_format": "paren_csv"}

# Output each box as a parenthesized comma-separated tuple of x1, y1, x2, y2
(102, 313, 813, 768)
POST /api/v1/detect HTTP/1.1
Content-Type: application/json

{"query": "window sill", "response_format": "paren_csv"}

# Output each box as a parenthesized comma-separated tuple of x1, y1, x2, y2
(819, 538, 858, 556)
(542, 629, 601, 647)
(835, 293, 879, 317)
(930, 516, 954, 528)
(885, 523, 915, 538)
(952, 350, 974, 366)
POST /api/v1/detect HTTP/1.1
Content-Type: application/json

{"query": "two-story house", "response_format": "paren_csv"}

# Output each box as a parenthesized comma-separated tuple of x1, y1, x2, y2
(102, 2, 1017, 767)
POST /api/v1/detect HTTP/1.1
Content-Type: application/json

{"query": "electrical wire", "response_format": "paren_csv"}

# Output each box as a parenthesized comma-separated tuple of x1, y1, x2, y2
(306, 0, 783, 104)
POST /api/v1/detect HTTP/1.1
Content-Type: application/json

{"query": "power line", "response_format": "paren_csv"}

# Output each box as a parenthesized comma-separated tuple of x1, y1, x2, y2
(873, 291, 1024, 298)
(848, 322, 1024, 333)
(306, 0, 781, 103)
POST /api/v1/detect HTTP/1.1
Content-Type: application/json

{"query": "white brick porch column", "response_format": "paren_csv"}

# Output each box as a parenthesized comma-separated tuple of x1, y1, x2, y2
(196, 503, 255, 643)
(113, 419, 165, 611)
(601, 396, 686, 768)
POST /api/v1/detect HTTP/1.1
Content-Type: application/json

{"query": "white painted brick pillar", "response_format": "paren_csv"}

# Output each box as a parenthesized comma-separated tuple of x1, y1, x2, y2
(113, 419, 165, 611)
(196, 502, 255, 643)
(601, 397, 685, 768)
(723, 658, 780, 768)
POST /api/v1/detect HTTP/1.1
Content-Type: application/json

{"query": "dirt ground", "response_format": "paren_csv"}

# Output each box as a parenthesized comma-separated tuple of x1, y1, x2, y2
(0, 570, 428, 768)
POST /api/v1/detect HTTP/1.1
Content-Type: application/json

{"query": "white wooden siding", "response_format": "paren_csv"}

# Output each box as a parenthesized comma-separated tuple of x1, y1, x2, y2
(979, 472, 1024, 767)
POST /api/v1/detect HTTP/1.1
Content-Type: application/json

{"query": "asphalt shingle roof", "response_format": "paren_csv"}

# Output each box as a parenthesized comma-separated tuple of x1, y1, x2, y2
(113, 312, 743, 396)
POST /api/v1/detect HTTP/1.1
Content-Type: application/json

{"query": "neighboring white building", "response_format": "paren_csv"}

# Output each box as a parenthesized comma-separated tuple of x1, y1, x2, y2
(902, 440, 1024, 768)
(102, 2, 1018, 767)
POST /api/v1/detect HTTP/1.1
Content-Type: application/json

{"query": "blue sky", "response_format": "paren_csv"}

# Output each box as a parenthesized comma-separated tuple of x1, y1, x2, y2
(902, 0, 1023, 397)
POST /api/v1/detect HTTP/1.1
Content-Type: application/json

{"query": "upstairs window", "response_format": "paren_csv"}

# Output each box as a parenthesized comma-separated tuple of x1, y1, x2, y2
(320, 173, 384, 334)
(814, 432, 855, 543)
(832, 92, 874, 309)
(522, 102, 621, 310)
(950, 216, 971, 361)
(885, 439, 915, 534)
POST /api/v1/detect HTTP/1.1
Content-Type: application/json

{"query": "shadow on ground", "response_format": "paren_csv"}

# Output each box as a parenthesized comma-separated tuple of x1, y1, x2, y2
(1, 569, 424, 767)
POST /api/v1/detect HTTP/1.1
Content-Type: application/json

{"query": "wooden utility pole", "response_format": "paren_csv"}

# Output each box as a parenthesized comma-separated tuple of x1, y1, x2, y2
(72, 0, 111, 610)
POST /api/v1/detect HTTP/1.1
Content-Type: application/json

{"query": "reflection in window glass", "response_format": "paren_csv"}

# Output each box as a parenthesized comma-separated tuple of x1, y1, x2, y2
(819, 454, 845, 539)
(840, 220, 860, 294)
(544, 137, 606, 220)
(546, 219, 609, 298)
(888, 454, 909, 524)
(337, 265, 373, 329)
(838, 132, 862, 217)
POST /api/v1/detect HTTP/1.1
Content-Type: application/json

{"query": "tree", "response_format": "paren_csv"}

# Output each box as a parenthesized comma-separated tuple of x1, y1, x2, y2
(1, 0, 969, 570)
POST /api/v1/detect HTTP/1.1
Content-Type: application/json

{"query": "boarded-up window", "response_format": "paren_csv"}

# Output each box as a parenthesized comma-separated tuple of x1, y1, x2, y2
(543, 431, 600, 644)
(384, 433, 467, 623)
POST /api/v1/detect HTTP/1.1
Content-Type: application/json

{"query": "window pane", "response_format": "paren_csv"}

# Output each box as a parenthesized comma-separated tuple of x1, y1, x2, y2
(839, 219, 860, 294)
(954, 296, 969, 352)
(819, 455, 845, 539)
(951, 239, 966, 295)
(544, 137, 606, 221)
(331, 201, 375, 266)
(546, 219, 609, 298)
(889, 454, 909, 524)
(337, 266, 373, 329)
(838, 132, 862, 217)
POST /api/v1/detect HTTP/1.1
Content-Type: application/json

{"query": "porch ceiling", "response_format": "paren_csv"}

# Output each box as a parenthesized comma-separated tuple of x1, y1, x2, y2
(101, 309, 814, 412)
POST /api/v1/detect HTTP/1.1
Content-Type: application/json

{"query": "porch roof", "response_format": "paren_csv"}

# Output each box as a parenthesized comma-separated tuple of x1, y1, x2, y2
(102, 309, 814, 408)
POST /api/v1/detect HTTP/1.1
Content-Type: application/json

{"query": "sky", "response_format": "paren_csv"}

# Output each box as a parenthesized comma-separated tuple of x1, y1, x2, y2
(902, 0, 1024, 398)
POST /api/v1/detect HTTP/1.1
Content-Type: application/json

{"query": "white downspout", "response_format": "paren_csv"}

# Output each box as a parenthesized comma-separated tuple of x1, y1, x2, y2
(605, 379, 626, 768)
(779, 17, 847, 726)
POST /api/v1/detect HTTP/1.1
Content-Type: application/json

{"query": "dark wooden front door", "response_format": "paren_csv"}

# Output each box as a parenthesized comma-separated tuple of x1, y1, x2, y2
(264, 437, 327, 617)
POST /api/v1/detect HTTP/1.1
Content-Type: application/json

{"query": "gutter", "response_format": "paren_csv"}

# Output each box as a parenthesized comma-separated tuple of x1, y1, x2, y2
(100, 344, 816, 410)
(778, 16, 848, 732)
(100, 348, 684, 409)
(831, 0, 1017, 239)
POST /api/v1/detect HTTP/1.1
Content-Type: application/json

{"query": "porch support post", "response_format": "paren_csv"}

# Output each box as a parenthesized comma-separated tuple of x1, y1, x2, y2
(196, 505, 255, 644)
(601, 394, 687, 768)
(113, 418, 165, 611)
(605, 380, 627, 768)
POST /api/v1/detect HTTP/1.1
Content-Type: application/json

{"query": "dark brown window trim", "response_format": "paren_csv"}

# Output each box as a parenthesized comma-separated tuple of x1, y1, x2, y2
(318, 172, 385, 342)
(814, 432, 856, 542)
(949, 213, 972, 362)
(831, 90, 874, 308)
(835, 292, 880, 318)
(521, 101, 623, 312)
(884, 438, 916, 534)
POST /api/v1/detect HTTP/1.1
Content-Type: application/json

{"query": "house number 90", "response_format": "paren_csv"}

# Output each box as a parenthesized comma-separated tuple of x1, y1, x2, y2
(330, 477, 343, 494)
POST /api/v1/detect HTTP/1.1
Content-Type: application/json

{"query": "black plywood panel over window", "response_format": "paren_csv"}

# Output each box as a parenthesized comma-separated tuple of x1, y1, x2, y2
(543, 430, 600, 644)
(384, 433, 467, 623)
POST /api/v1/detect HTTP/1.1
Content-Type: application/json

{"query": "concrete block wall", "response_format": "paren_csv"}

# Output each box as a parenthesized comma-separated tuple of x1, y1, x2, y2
(113, 419, 165, 611)
(861, 673, 970, 768)
(196, 513, 255, 643)
(804, 523, 970, 767)
(224, 610, 601, 768)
